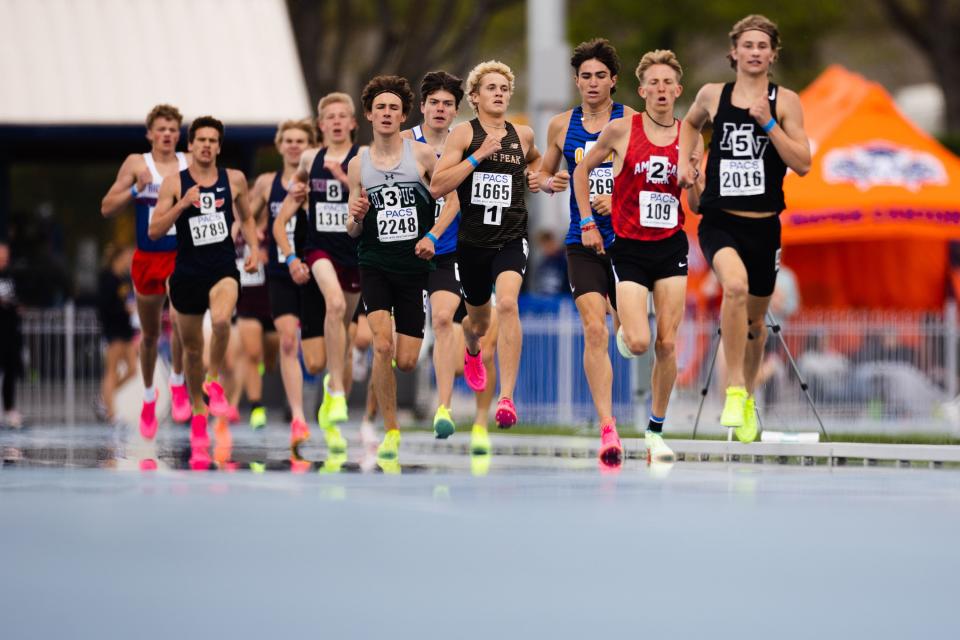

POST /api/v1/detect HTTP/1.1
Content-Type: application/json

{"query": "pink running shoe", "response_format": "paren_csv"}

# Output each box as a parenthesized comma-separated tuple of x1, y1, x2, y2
(598, 421, 623, 467)
(464, 348, 486, 392)
(170, 383, 192, 423)
(139, 400, 158, 440)
(495, 397, 517, 429)
(290, 418, 311, 447)
(226, 404, 241, 424)
(189, 413, 210, 448)
(203, 380, 230, 417)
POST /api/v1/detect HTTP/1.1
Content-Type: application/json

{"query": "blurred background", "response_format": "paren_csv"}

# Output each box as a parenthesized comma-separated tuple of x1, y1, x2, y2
(1, 0, 959, 434)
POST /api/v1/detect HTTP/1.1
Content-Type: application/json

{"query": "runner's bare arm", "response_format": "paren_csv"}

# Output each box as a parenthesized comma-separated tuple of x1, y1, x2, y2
(272, 189, 303, 261)
(230, 170, 259, 273)
(414, 140, 439, 185)
(101, 154, 148, 217)
(431, 122, 496, 199)
(345, 156, 368, 239)
(758, 89, 811, 176)
(148, 174, 194, 239)
(679, 83, 720, 188)
(685, 133, 707, 213)
(530, 112, 569, 193)
(247, 173, 273, 226)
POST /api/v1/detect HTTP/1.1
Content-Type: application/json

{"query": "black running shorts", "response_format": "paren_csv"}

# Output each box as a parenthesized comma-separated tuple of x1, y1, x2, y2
(456, 237, 528, 307)
(429, 253, 467, 323)
(169, 269, 239, 316)
(610, 232, 689, 290)
(697, 209, 781, 297)
(566, 242, 617, 309)
(360, 267, 429, 338)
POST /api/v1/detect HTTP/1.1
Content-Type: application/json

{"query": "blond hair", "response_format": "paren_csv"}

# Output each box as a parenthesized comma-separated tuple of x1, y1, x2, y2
(274, 118, 317, 148)
(728, 14, 781, 69)
(317, 92, 356, 117)
(466, 60, 515, 113)
(635, 49, 683, 84)
(145, 104, 183, 129)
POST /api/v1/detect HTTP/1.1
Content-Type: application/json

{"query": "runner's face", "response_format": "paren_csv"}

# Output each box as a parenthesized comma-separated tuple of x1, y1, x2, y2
(473, 73, 511, 117)
(420, 90, 457, 132)
(731, 30, 776, 75)
(575, 59, 615, 107)
(279, 129, 310, 165)
(639, 64, 682, 114)
(366, 92, 405, 135)
(147, 117, 180, 153)
(319, 102, 357, 145)
(189, 127, 221, 165)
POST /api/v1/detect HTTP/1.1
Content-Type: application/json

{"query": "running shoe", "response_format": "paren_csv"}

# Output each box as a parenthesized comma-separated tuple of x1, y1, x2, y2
(203, 380, 230, 418)
(377, 429, 401, 460)
(324, 424, 348, 455)
(213, 417, 233, 468)
(470, 451, 491, 476)
(318, 373, 348, 425)
(598, 420, 623, 466)
(615, 326, 635, 359)
(377, 458, 401, 475)
(470, 424, 491, 455)
(736, 395, 759, 444)
(139, 399, 158, 440)
(249, 461, 267, 474)
(645, 430, 675, 463)
(289, 454, 311, 474)
(226, 404, 241, 424)
(170, 383, 192, 423)
(495, 397, 517, 429)
(249, 406, 267, 430)
(290, 418, 311, 448)
(464, 348, 486, 392)
(720, 386, 748, 429)
(433, 405, 456, 439)
(320, 452, 347, 474)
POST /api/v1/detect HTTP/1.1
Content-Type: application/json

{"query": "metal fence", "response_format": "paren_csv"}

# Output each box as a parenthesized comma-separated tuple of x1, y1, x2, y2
(12, 301, 960, 434)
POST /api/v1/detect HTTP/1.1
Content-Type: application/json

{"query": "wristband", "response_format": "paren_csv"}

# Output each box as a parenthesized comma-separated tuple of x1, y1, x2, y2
(130, 185, 139, 198)
(581, 223, 597, 233)
(762, 117, 776, 133)
(579, 216, 595, 229)
(425, 231, 438, 244)
(467, 155, 480, 168)
(285, 254, 297, 267)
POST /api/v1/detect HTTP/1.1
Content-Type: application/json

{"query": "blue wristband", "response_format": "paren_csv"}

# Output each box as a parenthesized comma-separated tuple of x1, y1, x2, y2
(579, 216, 595, 229)
(130, 185, 139, 198)
(467, 155, 480, 168)
(762, 117, 776, 133)
(285, 254, 297, 267)
(425, 231, 438, 244)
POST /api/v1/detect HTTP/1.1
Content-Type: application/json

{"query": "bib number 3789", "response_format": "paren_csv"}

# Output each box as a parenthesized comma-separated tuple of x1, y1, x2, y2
(471, 171, 511, 226)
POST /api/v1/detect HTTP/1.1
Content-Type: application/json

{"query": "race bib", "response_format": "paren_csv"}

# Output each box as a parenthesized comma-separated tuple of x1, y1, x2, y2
(236, 257, 265, 287)
(189, 211, 228, 246)
(639, 191, 679, 229)
(719, 159, 765, 197)
(277, 216, 297, 262)
(325, 179, 345, 202)
(471, 171, 511, 226)
(315, 202, 348, 232)
(377, 187, 418, 242)
(588, 166, 614, 201)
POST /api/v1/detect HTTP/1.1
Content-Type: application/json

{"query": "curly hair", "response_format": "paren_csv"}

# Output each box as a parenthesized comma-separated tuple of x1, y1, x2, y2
(188, 115, 224, 144)
(145, 104, 183, 129)
(361, 75, 415, 115)
(419, 70, 465, 108)
(465, 60, 515, 113)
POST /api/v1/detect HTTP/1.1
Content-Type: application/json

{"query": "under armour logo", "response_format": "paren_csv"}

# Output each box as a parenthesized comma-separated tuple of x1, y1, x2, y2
(383, 172, 395, 182)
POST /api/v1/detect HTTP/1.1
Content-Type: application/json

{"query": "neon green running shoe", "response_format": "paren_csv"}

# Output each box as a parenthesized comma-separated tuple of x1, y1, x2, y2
(377, 458, 401, 475)
(645, 430, 676, 463)
(327, 394, 348, 424)
(319, 451, 347, 474)
(249, 461, 266, 474)
(317, 374, 332, 428)
(249, 406, 267, 430)
(736, 395, 759, 443)
(433, 405, 456, 439)
(323, 424, 348, 455)
(377, 429, 401, 460)
(720, 386, 748, 428)
(470, 451, 491, 476)
(470, 424, 491, 455)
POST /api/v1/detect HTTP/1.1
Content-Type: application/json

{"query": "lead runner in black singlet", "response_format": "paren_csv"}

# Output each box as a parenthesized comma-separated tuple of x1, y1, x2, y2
(679, 14, 811, 443)
(430, 60, 542, 430)
(150, 116, 260, 457)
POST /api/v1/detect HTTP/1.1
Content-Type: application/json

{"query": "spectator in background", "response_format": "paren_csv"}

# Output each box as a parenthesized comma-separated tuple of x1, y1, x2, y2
(0, 241, 24, 428)
(530, 230, 568, 296)
(96, 245, 137, 423)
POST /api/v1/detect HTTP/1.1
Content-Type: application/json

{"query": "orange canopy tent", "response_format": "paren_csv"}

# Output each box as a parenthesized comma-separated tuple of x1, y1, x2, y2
(779, 65, 960, 309)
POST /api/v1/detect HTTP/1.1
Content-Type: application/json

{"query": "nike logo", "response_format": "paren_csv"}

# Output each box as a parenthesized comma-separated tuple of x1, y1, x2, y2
(678, 262, 686, 267)
(216, 187, 225, 192)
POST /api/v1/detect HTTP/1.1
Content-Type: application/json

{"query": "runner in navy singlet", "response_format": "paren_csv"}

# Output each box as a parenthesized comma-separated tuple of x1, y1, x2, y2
(678, 14, 811, 442)
(533, 38, 635, 465)
(150, 116, 260, 455)
(100, 104, 192, 437)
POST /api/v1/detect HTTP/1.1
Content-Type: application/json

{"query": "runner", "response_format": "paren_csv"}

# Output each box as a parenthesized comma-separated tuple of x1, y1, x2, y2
(275, 93, 363, 453)
(346, 74, 460, 467)
(575, 49, 704, 463)
(100, 104, 191, 438)
(430, 60, 542, 430)
(149, 116, 260, 456)
(534, 38, 634, 462)
(250, 119, 319, 443)
(679, 15, 811, 442)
